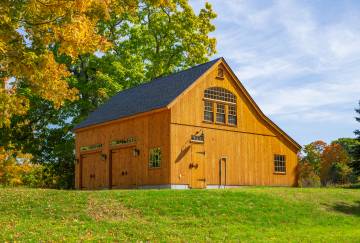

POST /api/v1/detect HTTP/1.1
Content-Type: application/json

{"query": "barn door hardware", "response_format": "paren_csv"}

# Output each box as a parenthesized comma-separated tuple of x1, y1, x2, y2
(189, 163, 199, 169)
(100, 154, 107, 161)
(121, 171, 128, 176)
(90, 174, 95, 178)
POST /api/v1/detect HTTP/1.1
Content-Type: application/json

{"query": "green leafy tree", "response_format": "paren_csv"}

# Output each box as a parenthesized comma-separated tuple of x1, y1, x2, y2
(353, 101, 360, 176)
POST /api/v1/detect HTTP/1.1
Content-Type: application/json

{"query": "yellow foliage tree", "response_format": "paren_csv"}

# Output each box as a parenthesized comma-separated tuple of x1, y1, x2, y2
(0, 0, 168, 128)
(0, 146, 33, 186)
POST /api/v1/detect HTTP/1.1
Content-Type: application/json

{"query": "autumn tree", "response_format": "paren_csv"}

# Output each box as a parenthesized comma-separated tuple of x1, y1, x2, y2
(1, 0, 116, 127)
(320, 143, 351, 185)
(297, 140, 326, 187)
(300, 140, 326, 174)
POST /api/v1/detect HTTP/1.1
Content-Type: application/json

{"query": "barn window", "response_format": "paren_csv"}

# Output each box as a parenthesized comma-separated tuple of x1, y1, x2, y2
(204, 87, 237, 126)
(228, 105, 237, 125)
(216, 103, 225, 123)
(204, 100, 214, 122)
(274, 154, 286, 173)
(204, 87, 236, 103)
(149, 147, 161, 168)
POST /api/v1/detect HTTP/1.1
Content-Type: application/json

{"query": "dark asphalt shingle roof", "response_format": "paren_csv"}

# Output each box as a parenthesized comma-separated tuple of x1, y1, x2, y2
(74, 58, 221, 130)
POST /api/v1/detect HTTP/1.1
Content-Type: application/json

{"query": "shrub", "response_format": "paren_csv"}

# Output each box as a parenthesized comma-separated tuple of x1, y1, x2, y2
(297, 161, 321, 187)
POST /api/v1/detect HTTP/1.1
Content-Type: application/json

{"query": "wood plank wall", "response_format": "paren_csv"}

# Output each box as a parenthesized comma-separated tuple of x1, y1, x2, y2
(169, 62, 299, 186)
(75, 110, 171, 189)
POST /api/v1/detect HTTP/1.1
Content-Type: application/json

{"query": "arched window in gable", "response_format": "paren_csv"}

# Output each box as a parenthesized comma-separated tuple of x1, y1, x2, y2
(203, 87, 237, 125)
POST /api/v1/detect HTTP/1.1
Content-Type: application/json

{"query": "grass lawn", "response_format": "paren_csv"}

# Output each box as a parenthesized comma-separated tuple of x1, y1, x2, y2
(0, 187, 359, 242)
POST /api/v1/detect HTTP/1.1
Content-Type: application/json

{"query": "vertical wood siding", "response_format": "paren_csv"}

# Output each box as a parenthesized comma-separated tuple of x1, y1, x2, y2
(75, 110, 171, 189)
(169, 63, 299, 186)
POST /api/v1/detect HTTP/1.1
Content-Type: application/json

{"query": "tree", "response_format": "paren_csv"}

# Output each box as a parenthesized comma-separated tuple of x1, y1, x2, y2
(1, 0, 114, 127)
(1, 0, 217, 188)
(353, 101, 360, 176)
(320, 143, 351, 185)
(301, 140, 326, 175)
(297, 140, 326, 187)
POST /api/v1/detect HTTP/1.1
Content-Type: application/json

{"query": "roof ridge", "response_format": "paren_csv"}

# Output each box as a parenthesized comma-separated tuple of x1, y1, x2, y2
(150, 57, 222, 82)
(116, 57, 222, 95)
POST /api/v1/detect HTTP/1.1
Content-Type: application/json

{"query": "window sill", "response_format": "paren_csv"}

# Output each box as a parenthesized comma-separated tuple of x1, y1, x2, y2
(203, 120, 214, 124)
(216, 76, 225, 80)
(202, 121, 238, 128)
(215, 122, 226, 125)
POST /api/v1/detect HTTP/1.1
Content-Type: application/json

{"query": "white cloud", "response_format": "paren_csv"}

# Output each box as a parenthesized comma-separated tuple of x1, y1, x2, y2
(191, 0, 360, 143)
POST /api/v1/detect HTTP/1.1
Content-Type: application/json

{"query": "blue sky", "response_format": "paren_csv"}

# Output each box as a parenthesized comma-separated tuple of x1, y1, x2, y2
(191, 0, 360, 145)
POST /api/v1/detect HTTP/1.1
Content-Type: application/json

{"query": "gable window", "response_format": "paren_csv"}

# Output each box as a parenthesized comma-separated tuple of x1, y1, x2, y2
(274, 154, 286, 173)
(204, 100, 214, 122)
(149, 147, 161, 168)
(228, 105, 237, 125)
(203, 87, 237, 126)
(216, 103, 225, 123)
(217, 67, 224, 79)
(204, 87, 236, 103)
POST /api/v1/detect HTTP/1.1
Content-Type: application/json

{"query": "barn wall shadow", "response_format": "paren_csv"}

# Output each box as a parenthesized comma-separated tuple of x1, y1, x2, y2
(175, 145, 190, 163)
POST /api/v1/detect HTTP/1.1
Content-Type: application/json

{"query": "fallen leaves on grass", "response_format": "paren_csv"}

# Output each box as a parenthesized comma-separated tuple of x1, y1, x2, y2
(87, 196, 140, 222)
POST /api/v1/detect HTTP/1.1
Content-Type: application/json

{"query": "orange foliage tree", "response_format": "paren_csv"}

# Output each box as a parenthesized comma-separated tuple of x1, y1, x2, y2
(321, 143, 351, 185)
(299, 140, 353, 187)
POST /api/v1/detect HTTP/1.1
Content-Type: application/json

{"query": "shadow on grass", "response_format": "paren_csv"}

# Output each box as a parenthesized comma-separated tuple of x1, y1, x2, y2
(343, 183, 360, 189)
(326, 201, 360, 217)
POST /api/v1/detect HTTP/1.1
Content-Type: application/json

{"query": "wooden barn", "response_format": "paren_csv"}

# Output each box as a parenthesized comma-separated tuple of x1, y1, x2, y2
(74, 57, 301, 190)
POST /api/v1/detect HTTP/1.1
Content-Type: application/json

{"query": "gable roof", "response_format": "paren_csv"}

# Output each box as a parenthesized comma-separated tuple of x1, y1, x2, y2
(74, 57, 301, 150)
(74, 58, 221, 130)
(211, 58, 302, 150)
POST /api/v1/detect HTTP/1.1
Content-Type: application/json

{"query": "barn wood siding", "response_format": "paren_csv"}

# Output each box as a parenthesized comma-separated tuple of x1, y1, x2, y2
(169, 63, 298, 186)
(75, 110, 171, 189)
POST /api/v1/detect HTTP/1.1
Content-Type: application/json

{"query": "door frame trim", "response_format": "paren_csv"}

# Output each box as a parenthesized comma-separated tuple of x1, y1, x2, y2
(219, 156, 227, 188)
(190, 143, 206, 189)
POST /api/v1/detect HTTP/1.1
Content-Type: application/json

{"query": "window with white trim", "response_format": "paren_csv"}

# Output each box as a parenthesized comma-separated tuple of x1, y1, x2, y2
(274, 154, 286, 173)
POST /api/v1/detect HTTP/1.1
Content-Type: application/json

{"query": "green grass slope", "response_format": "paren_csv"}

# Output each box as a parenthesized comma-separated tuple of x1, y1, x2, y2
(0, 187, 359, 242)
